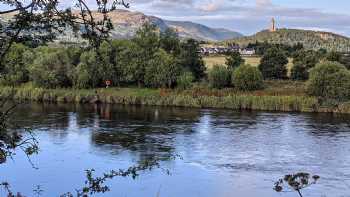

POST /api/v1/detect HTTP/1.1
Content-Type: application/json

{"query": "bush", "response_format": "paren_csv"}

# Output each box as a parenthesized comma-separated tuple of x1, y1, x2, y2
(232, 64, 264, 91)
(177, 71, 195, 90)
(208, 65, 231, 89)
(259, 47, 288, 79)
(307, 61, 350, 101)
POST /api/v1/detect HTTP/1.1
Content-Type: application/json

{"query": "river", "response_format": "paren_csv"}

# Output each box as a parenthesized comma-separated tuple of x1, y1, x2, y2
(1, 103, 350, 197)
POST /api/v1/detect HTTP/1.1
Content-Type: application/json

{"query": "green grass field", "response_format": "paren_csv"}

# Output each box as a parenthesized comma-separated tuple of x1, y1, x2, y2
(203, 56, 294, 75)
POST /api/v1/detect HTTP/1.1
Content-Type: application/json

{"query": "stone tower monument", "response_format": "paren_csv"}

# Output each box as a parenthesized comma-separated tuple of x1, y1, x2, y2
(270, 18, 276, 32)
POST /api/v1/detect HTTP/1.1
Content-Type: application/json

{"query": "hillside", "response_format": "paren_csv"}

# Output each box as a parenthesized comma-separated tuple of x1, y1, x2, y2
(61, 9, 242, 42)
(106, 10, 242, 41)
(226, 29, 350, 52)
(164, 20, 243, 41)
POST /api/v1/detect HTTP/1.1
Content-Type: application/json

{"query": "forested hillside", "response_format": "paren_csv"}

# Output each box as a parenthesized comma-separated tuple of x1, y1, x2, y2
(227, 29, 350, 52)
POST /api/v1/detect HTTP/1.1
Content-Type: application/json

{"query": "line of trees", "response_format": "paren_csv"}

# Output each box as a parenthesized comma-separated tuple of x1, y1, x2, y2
(2, 22, 350, 102)
(0, 23, 206, 89)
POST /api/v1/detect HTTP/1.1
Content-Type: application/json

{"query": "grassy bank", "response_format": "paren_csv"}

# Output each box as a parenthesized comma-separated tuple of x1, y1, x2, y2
(1, 82, 350, 114)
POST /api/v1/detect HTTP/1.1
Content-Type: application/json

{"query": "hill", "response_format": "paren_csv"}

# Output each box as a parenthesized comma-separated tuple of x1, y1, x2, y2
(226, 29, 350, 52)
(61, 9, 242, 42)
(164, 20, 243, 41)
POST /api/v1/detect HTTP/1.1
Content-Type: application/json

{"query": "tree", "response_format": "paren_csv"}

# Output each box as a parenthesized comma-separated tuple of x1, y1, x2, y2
(74, 50, 101, 88)
(29, 48, 75, 88)
(160, 28, 181, 55)
(225, 51, 245, 70)
(0, 43, 33, 86)
(307, 61, 350, 102)
(98, 41, 121, 86)
(291, 50, 320, 80)
(145, 49, 181, 88)
(208, 65, 231, 89)
(232, 64, 264, 91)
(132, 23, 160, 87)
(259, 47, 288, 79)
(179, 39, 206, 80)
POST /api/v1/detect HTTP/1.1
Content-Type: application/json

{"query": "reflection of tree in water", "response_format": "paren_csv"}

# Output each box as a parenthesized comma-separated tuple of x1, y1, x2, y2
(11, 103, 72, 140)
(89, 104, 203, 164)
(303, 113, 350, 137)
(91, 126, 176, 164)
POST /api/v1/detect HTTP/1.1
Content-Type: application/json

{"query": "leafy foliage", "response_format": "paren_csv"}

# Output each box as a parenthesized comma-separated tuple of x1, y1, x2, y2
(259, 47, 288, 79)
(0, 44, 33, 85)
(0, 100, 39, 165)
(179, 39, 206, 80)
(208, 65, 231, 89)
(307, 61, 350, 102)
(274, 172, 320, 197)
(177, 72, 195, 90)
(145, 49, 181, 88)
(0, 0, 130, 72)
(291, 50, 321, 80)
(29, 47, 75, 88)
(232, 64, 264, 91)
(225, 51, 245, 69)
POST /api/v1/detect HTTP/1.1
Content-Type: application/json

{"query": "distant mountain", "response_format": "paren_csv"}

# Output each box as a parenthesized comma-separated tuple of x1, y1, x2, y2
(226, 29, 350, 52)
(164, 20, 243, 41)
(76, 9, 243, 41)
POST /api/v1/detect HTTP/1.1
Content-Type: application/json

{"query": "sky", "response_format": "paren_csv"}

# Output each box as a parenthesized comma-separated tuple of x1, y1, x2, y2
(125, 0, 350, 36)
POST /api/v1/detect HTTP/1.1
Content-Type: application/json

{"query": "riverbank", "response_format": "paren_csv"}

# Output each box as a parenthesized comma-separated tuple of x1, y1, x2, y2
(1, 82, 350, 113)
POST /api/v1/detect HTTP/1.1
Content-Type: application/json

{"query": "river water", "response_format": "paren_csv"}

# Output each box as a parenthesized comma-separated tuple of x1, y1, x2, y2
(1, 103, 350, 197)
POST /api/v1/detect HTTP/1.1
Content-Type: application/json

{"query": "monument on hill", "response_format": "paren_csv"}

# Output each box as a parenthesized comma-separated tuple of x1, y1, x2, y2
(270, 18, 276, 32)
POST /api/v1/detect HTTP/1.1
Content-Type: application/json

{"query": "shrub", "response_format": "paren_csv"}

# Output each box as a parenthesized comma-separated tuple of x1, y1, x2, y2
(259, 47, 288, 79)
(208, 65, 231, 89)
(232, 64, 264, 91)
(177, 71, 195, 90)
(307, 61, 350, 101)
(225, 51, 245, 69)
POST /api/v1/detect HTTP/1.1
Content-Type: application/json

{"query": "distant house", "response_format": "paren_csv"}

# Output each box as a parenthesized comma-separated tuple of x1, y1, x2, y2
(239, 48, 256, 56)
(200, 45, 256, 56)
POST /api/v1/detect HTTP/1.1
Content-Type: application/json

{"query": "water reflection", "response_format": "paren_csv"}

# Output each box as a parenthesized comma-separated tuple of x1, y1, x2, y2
(2, 103, 350, 197)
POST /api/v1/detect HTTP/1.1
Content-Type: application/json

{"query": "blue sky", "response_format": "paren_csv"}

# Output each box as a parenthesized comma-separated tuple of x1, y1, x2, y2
(127, 0, 350, 36)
